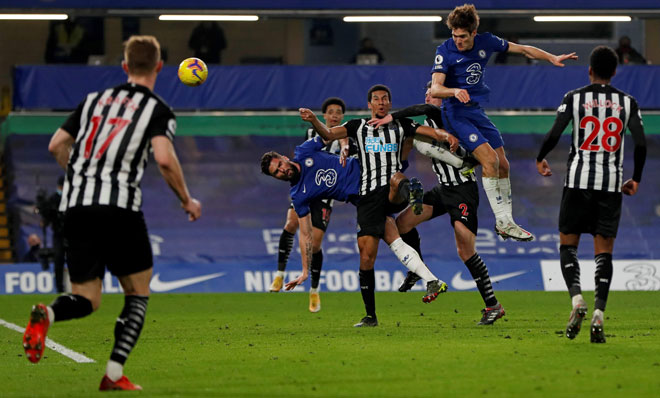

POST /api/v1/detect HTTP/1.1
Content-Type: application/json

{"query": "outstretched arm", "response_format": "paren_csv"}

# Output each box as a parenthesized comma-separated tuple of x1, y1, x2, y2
(508, 42, 578, 66)
(152, 136, 201, 221)
(285, 214, 313, 290)
(431, 72, 471, 103)
(299, 108, 347, 141)
(415, 125, 458, 152)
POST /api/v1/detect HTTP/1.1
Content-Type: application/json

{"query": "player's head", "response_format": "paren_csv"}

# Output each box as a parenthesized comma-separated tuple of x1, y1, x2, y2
(425, 80, 442, 107)
(122, 35, 163, 77)
(367, 84, 392, 119)
(589, 46, 618, 81)
(447, 4, 479, 51)
(260, 151, 300, 182)
(322, 97, 346, 128)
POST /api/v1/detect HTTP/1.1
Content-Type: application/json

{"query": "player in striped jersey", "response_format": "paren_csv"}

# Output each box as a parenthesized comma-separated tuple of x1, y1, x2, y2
(372, 82, 505, 325)
(536, 46, 646, 343)
(22, 36, 202, 390)
(269, 97, 349, 314)
(431, 4, 577, 242)
(300, 84, 459, 327)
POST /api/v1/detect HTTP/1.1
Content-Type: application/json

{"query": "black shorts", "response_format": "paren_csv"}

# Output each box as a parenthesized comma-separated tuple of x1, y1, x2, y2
(63, 205, 153, 283)
(357, 185, 407, 238)
(559, 187, 622, 238)
(423, 182, 479, 235)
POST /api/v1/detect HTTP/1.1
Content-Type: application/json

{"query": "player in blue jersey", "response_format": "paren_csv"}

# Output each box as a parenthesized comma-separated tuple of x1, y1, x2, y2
(430, 4, 577, 242)
(260, 135, 448, 318)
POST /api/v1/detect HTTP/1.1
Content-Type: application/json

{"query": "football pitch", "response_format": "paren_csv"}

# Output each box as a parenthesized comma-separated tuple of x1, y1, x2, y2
(1, 291, 659, 397)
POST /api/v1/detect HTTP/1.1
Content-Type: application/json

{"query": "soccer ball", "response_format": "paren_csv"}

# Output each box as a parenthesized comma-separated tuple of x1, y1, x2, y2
(177, 58, 208, 87)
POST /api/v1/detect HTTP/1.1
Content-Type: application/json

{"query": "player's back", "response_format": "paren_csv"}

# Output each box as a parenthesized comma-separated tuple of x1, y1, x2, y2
(562, 83, 641, 192)
(60, 82, 176, 212)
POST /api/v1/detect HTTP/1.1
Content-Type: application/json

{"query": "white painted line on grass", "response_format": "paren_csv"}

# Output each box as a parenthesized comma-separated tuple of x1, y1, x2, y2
(0, 318, 96, 363)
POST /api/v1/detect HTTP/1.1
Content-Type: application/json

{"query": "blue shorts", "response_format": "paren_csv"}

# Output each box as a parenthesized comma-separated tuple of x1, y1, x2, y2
(441, 103, 504, 152)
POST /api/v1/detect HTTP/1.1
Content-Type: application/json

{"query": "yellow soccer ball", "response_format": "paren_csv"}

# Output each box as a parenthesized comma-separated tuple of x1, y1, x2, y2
(177, 57, 208, 87)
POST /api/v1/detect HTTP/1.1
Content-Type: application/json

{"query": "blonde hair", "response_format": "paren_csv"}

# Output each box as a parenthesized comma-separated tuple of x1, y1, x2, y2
(123, 35, 161, 76)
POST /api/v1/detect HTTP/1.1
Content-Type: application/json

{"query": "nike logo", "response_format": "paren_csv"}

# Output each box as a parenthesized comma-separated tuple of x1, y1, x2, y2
(150, 272, 226, 292)
(303, 185, 306, 193)
(451, 270, 527, 290)
(457, 58, 464, 63)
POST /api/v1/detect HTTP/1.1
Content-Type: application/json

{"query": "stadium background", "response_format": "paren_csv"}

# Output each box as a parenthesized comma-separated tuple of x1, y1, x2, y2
(0, 0, 658, 295)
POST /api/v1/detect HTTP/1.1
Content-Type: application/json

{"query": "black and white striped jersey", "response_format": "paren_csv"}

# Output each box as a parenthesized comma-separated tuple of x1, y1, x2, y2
(343, 118, 418, 196)
(59, 83, 176, 212)
(424, 117, 475, 187)
(539, 84, 645, 192)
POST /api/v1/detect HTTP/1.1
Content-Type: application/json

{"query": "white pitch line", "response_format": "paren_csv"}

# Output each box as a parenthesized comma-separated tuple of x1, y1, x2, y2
(0, 318, 96, 363)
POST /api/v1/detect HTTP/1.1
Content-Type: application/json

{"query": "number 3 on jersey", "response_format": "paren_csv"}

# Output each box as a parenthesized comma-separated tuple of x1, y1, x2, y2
(579, 115, 624, 152)
(84, 115, 131, 159)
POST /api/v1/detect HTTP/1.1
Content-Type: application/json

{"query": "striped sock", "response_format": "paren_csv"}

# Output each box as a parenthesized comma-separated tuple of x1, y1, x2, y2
(310, 250, 323, 289)
(594, 253, 613, 311)
(110, 295, 149, 366)
(464, 253, 498, 307)
(277, 230, 295, 272)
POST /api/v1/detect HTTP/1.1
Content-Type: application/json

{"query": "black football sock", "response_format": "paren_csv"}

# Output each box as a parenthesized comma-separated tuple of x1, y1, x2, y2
(560, 245, 582, 297)
(110, 295, 149, 366)
(359, 269, 376, 318)
(400, 228, 423, 261)
(464, 253, 498, 307)
(277, 230, 295, 272)
(397, 179, 411, 203)
(594, 253, 613, 311)
(50, 294, 93, 322)
(310, 250, 323, 289)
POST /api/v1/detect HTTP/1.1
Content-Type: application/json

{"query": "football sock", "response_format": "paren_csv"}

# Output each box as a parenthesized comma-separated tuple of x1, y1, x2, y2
(110, 295, 149, 367)
(389, 238, 437, 283)
(482, 176, 507, 222)
(572, 294, 585, 308)
(400, 228, 423, 261)
(497, 177, 513, 219)
(309, 287, 319, 294)
(594, 253, 613, 311)
(106, 360, 124, 382)
(397, 179, 411, 203)
(277, 230, 295, 272)
(464, 253, 498, 307)
(50, 294, 93, 322)
(560, 245, 582, 297)
(592, 309, 604, 322)
(310, 250, 323, 289)
(359, 269, 376, 317)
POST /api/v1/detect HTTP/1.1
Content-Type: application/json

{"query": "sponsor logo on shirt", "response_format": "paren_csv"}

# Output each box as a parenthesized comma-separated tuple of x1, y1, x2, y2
(365, 136, 398, 153)
(315, 169, 338, 188)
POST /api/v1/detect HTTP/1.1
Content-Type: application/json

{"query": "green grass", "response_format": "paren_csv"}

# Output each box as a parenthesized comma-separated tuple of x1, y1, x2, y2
(1, 291, 659, 397)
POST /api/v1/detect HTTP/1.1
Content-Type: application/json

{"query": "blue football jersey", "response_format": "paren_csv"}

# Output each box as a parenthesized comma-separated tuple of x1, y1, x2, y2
(431, 32, 508, 105)
(290, 136, 361, 217)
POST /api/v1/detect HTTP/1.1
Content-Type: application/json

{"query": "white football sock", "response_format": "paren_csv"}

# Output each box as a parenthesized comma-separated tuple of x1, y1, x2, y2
(309, 287, 319, 294)
(592, 309, 604, 322)
(276, 270, 285, 278)
(46, 305, 55, 323)
(482, 176, 507, 223)
(106, 360, 123, 382)
(571, 294, 585, 308)
(498, 177, 513, 219)
(413, 136, 464, 168)
(389, 238, 437, 283)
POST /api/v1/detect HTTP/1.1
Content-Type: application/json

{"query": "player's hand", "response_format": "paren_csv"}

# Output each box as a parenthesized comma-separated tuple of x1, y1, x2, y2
(339, 145, 349, 167)
(182, 198, 202, 221)
(550, 52, 578, 67)
(621, 179, 639, 196)
(454, 88, 470, 103)
(284, 273, 308, 291)
(444, 132, 459, 152)
(367, 114, 392, 128)
(299, 108, 317, 123)
(536, 159, 552, 176)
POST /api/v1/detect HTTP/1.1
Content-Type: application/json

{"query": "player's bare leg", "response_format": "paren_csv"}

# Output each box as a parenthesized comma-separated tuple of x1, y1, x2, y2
(100, 268, 152, 391)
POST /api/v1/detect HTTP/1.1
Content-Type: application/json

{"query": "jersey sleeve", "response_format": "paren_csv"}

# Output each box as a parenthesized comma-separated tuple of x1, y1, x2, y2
(399, 118, 422, 137)
(431, 45, 449, 74)
(297, 135, 325, 156)
(342, 119, 363, 139)
(483, 32, 509, 53)
(60, 100, 85, 138)
(536, 92, 574, 161)
(627, 98, 647, 183)
(145, 103, 176, 141)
